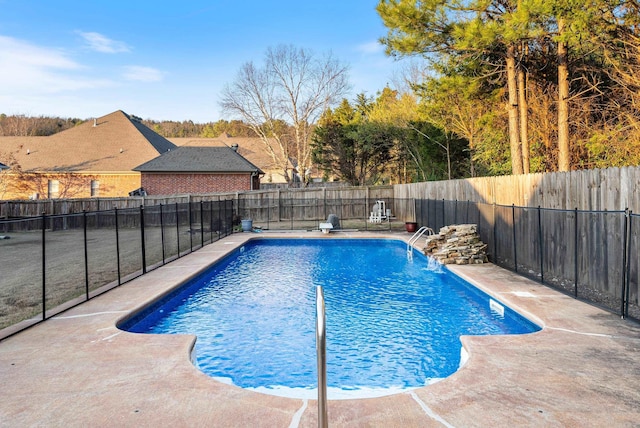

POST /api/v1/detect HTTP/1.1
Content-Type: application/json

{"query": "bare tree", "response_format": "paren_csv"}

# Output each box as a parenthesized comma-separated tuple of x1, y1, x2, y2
(12, 171, 98, 199)
(221, 45, 350, 183)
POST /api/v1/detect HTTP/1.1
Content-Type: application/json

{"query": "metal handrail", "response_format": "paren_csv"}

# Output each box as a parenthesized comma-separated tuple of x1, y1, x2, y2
(316, 286, 328, 428)
(407, 226, 434, 259)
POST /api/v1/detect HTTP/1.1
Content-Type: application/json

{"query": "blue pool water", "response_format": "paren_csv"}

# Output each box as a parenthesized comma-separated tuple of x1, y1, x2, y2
(120, 238, 540, 399)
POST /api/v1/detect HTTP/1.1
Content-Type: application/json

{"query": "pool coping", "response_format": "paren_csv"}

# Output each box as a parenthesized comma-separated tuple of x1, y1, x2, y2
(1, 231, 640, 427)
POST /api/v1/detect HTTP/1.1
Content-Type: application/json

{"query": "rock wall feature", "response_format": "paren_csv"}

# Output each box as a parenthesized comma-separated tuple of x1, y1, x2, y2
(423, 224, 488, 265)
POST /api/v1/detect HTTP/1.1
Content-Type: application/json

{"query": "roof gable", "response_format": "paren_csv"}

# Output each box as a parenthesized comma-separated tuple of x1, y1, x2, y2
(128, 116, 176, 154)
(0, 110, 176, 172)
(133, 147, 264, 173)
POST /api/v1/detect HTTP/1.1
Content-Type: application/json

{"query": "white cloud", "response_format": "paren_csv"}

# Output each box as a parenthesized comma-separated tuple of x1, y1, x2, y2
(122, 66, 164, 82)
(0, 35, 114, 94)
(77, 31, 131, 54)
(0, 35, 80, 71)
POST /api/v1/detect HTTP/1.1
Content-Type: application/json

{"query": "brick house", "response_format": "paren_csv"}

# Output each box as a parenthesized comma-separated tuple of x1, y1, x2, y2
(133, 146, 263, 195)
(0, 110, 176, 199)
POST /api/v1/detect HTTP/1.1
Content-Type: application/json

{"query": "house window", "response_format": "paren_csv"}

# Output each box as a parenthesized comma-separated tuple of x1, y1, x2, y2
(90, 180, 100, 197)
(47, 180, 59, 199)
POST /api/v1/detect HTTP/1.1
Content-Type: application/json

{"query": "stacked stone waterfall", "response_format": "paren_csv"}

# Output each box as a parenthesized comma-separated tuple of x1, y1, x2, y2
(423, 224, 488, 265)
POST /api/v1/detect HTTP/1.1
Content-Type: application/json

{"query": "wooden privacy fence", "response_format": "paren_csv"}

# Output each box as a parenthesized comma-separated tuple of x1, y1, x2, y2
(234, 186, 408, 224)
(5, 165, 640, 218)
(416, 198, 639, 322)
(395, 165, 640, 212)
(1, 186, 396, 219)
(0, 194, 235, 218)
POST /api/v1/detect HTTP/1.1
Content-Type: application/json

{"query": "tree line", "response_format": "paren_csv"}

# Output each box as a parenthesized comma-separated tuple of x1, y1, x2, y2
(0, 114, 258, 139)
(0, 114, 84, 137)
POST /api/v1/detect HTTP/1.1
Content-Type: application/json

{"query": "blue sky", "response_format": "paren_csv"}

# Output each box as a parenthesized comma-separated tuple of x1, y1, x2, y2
(0, 1, 404, 123)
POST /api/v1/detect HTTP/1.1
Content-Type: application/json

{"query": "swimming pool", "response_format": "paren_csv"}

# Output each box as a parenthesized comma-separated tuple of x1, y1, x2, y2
(120, 238, 540, 399)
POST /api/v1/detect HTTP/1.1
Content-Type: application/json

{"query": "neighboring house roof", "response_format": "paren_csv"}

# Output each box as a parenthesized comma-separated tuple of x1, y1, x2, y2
(133, 147, 264, 174)
(0, 162, 8, 170)
(0, 110, 176, 172)
(170, 136, 296, 183)
(170, 135, 287, 172)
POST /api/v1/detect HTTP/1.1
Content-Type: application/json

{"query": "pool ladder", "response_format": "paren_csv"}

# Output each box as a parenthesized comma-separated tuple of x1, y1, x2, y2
(407, 226, 434, 260)
(316, 286, 328, 428)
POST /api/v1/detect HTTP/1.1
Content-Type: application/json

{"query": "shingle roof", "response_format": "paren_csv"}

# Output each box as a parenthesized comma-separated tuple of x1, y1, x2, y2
(0, 110, 176, 172)
(133, 147, 264, 174)
(170, 136, 295, 183)
(170, 136, 286, 171)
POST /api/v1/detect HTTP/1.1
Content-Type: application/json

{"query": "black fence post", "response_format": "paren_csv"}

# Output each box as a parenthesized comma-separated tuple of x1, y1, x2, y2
(217, 200, 222, 239)
(625, 211, 633, 318)
(574, 208, 579, 298)
(492, 203, 497, 264)
(538, 206, 544, 284)
(454, 199, 458, 224)
(231, 199, 236, 235)
(365, 194, 369, 230)
(140, 205, 147, 274)
(200, 201, 204, 248)
(512, 204, 518, 272)
(227, 199, 231, 236)
(160, 204, 166, 264)
(364, 197, 369, 231)
(209, 201, 214, 243)
(175, 202, 181, 257)
(115, 207, 121, 285)
(83, 210, 89, 299)
(622, 209, 631, 318)
(466, 199, 470, 224)
(188, 202, 194, 252)
(41, 211, 46, 320)
(267, 195, 271, 230)
(324, 191, 327, 221)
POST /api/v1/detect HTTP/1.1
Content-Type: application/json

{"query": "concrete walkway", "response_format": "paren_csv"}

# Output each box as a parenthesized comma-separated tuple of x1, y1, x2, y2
(1, 232, 639, 427)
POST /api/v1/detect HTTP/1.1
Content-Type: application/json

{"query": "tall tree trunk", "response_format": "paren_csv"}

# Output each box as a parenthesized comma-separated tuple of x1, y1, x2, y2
(557, 18, 570, 171)
(507, 45, 524, 175)
(518, 66, 530, 174)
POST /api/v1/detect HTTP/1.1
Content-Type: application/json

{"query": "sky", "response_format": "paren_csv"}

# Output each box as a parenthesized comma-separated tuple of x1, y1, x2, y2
(0, 0, 406, 123)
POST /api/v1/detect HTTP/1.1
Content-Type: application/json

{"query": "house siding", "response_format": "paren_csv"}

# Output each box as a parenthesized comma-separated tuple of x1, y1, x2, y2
(141, 173, 256, 195)
(1, 172, 141, 200)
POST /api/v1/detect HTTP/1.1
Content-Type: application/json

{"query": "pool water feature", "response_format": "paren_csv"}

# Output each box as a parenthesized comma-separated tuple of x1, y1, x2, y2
(120, 238, 540, 399)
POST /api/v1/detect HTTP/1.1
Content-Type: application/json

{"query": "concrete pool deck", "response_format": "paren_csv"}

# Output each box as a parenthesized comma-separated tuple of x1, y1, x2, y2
(1, 231, 640, 427)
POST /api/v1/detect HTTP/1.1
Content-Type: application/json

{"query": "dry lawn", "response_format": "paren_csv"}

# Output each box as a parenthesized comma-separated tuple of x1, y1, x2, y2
(0, 225, 200, 329)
